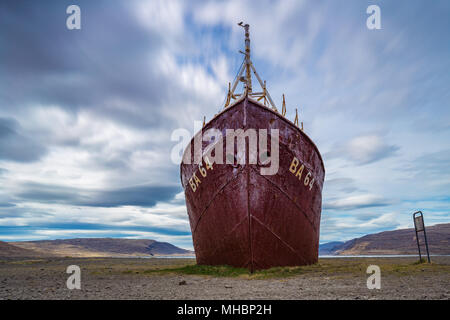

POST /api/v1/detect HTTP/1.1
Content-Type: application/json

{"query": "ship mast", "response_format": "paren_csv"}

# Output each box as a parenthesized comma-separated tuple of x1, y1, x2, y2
(224, 22, 278, 112)
(242, 22, 252, 95)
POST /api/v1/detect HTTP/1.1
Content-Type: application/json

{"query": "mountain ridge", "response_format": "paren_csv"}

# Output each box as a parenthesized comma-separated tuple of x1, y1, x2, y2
(2, 238, 194, 258)
(320, 223, 450, 255)
(0, 241, 51, 258)
(2, 223, 448, 258)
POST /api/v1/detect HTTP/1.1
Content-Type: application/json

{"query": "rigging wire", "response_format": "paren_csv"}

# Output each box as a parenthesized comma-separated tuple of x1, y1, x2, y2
(216, 57, 245, 114)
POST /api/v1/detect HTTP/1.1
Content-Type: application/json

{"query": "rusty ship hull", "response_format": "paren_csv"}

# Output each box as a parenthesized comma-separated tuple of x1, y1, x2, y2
(181, 97, 325, 271)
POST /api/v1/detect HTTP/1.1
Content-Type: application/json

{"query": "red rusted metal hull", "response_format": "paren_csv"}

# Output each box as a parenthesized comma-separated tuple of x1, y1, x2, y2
(181, 98, 325, 271)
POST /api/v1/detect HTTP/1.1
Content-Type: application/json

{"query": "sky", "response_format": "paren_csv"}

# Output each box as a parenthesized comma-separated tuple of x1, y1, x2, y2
(0, 0, 449, 250)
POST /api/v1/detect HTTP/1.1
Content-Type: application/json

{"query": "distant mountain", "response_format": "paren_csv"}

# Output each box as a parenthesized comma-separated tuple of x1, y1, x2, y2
(6, 238, 194, 258)
(319, 241, 344, 255)
(320, 223, 450, 255)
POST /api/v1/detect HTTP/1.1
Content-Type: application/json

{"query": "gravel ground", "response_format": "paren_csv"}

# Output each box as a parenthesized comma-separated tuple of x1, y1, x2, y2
(0, 256, 449, 300)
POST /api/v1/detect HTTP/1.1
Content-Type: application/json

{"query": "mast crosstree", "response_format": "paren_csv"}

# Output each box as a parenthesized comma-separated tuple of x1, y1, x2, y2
(224, 22, 278, 112)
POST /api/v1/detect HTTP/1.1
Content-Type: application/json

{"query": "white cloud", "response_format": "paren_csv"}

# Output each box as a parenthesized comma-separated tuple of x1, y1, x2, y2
(324, 194, 390, 210)
(133, 0, 185, 37)
(192, 0, 314, 68)
(345, 135, 398, 165)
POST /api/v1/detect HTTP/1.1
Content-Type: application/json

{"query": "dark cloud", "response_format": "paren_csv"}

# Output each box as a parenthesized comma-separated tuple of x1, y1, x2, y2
(0, 204, 51, 218)
(0, 1, 190, 225)
(34, 222, 191, 236)
(323, 202, 390, 211)
(0, 117, 47, 162)
(80, 185, 182, 208)
(16, 182, 79, 203)
(0, 0, 179, 129)
(16, 181, 181, 208)
(0, 203, 16, 208)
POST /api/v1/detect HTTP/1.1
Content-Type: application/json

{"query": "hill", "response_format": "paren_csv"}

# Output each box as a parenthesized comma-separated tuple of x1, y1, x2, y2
(318, 241, 344, 255)
(320, 223, 450, 255)
(0, 241, 48, 258)
(7, 238, 194, 258)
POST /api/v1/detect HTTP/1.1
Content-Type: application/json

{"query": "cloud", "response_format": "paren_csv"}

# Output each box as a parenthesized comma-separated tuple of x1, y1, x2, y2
(402, 149, 450, 180)
(320, 212, 401, 243)
(133, 0, 185, 37)
(0, 225, 193, 249)
(0, 118, 47, 162)
(81, 185, 182, 208)
(324, 194, 391, 211)
(191, 0, 316, 69)
(15, 182, 181, 208)
(345, 135, 399, 165)
(0, 203, 15, 208)
(0, 0, 222, 131)
(325, 134, 399, 165)
(323, 177, 359, 194)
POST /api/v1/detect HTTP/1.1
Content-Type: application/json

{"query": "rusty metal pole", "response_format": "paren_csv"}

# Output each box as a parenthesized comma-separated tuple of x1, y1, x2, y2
(244, 24, 252, 95)
(239, 22, 252, 95)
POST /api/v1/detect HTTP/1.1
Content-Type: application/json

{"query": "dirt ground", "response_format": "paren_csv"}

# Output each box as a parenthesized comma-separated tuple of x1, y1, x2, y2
(0, 256, 449, 300)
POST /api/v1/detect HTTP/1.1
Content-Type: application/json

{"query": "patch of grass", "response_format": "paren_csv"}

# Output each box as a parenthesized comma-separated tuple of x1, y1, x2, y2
(412, 258, 427, 265)
(252, 266, 305, 279)
(118, 257, 450, 279)
(8, 259, 46, 265)
(142, 264, 249, 277)
(136, 263, 348, 279)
